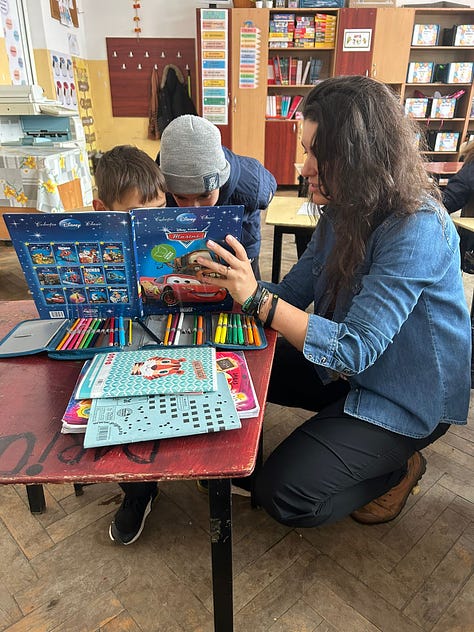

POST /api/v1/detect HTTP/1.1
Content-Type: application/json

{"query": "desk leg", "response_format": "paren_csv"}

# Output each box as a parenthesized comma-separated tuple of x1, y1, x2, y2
(271, 226, 284, 284)
(208, 478, 233, 632)
(26, 484, 46, 513)
(294, 227, 313, 259)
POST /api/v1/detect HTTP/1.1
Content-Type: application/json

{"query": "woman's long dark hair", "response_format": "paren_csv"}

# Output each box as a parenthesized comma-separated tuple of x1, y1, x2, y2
(302, 75, 439, 290)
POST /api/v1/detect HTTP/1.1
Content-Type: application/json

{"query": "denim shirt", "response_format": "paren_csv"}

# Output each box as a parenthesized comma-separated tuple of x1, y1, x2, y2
(264, 199, 471, 438)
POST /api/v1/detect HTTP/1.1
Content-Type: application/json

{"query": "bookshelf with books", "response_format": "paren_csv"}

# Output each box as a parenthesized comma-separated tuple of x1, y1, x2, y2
(401, 8, 474, 162)
(265, 8, 338, 184)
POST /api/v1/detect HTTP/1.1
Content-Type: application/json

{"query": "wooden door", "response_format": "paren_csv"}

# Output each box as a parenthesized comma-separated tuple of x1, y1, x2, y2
(229, 8, 269, 162)
(265, 120, 300, 185)
(371, 8, 414, 84)
(333, 8, 376, 77)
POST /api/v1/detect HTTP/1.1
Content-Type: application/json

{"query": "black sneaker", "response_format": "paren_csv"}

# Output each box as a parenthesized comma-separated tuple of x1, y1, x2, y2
(109, 489, 158, 545)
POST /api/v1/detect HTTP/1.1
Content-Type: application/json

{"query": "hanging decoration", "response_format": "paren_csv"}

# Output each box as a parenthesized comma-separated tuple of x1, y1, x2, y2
(132, 2, 141, 38)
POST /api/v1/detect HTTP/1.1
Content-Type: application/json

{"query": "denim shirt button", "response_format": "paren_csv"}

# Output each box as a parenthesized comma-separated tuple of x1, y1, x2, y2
(320, 356, 327, 363)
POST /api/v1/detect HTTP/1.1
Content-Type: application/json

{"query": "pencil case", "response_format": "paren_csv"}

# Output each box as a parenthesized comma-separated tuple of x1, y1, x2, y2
(0, 312, 267, 360)
(0, 317, 156, 360)
(143, 311, 266, 351)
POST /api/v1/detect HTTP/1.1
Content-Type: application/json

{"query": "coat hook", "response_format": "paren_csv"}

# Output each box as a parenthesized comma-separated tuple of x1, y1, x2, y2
(121, 63, 126, 70)
(154, 63, 158, 70)
(137, 63, 142, 70)
(177, 51, 182, 58)
(129, 51, 134, 57)
(161, 51, 166, 58)
(144, 51, 149, 58)
(113, 51, 117, 57)
(186, 63, 190, 70)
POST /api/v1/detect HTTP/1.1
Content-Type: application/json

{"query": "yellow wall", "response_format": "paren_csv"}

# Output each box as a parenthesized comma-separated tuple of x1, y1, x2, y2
(0, 37, 12, 84)
(33, 48, 55, 98)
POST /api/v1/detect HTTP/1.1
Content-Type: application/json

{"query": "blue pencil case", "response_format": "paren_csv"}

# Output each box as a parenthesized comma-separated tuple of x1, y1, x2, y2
(0, 312, 267, 360)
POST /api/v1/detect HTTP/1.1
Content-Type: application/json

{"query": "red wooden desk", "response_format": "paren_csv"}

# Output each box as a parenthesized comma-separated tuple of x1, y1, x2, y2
(425, 161, 463, 187)
(0, 300, 277, 632)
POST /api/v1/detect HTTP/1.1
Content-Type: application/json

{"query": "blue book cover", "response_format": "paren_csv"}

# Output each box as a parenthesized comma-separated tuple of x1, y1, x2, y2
(76, 345, 217, 399)
(130, 205, 243, 316)
(3, 212, 140, 320)
(83, 372, 240, 449)
(4, 205, 243, 321)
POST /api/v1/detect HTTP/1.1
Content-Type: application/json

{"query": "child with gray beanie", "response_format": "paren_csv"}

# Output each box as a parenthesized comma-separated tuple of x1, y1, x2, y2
(158, 114, 277, 280)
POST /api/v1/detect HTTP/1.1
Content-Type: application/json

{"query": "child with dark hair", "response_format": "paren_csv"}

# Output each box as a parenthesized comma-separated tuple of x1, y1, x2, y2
(197, 75, 471, 528)
(93, 145, 166, 211)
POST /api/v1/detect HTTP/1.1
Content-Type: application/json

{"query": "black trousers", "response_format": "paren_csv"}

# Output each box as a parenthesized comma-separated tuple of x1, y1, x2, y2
(254, 338, 448, 527)
(120, 338, 448, 528)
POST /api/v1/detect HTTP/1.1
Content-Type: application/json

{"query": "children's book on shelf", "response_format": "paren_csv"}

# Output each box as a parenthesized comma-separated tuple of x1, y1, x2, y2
(406, 62, 434, 84)
(411, 24, 439, 47)
(216, 350, 259, 419)
(82, 371, 241, 449)
(76, 346, 217, 399)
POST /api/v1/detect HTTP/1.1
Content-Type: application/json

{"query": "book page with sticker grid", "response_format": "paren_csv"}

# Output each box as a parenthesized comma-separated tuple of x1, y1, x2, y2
(83, 372, 240, 448)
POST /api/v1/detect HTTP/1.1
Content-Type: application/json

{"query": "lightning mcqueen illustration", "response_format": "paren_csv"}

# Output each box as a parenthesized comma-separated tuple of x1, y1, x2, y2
(140, 274, 227, 306)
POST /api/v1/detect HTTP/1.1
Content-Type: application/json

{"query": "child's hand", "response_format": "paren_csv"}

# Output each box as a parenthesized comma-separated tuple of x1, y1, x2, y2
(197, 235, 258, 306)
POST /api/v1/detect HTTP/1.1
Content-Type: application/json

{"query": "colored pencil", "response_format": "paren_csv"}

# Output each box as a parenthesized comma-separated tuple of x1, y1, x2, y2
(214, 312, 224, 344)
(193, 313, 198, 345)
(220, 313, 228, 345)
(118, 316, 126, 347)
(114, 318, 119, 346)
(89, 318, 106, 348)
(174, 311, 185, 346)
(168, 311, 180, 346)
(250, 316, 261, 347)
(242, 315, 249, 346)
(94, 317, 110, 348)
(236, 313, 245, 345)
(82, 318, 102, 349)
(63, 317, 86, 350)
(108, 316, 115, 346)
(226, 313, 232, 344)
(163, 312, 173, 346)
(128, 318, 133, 345)
(55, 317, 81, 350)
(197, 314, 204, 346)
(246, 315, 254, 345)
(136, 319, 163, 344)
(72, 317, 92, 349)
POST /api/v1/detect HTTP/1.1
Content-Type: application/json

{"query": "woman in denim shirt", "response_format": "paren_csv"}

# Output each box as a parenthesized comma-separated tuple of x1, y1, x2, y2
(199, 76, 471, 527)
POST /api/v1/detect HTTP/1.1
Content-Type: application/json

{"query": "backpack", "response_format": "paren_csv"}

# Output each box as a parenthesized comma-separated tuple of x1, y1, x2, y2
(152, 64, 197, 139)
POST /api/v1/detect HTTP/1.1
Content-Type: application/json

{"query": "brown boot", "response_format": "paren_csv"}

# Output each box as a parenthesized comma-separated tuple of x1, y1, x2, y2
(350, 451, 427, 525)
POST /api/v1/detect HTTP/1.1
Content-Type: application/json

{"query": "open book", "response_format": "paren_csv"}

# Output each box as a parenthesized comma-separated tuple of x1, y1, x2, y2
(4, 205, 243, 320)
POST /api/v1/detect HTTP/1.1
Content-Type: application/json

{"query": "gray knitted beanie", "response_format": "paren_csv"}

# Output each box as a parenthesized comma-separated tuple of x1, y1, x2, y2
(160, 115, 230, 194)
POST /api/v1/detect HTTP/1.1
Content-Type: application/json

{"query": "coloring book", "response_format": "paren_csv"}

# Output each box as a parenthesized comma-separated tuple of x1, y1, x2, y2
(216, 350, 260, 418)
(76, 346, 217, 399)
(4, 205, 243, 320)
(83, 372, 241, 448)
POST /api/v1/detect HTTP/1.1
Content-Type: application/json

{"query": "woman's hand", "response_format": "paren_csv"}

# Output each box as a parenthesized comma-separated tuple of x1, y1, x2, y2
(197, 234, 258, 306)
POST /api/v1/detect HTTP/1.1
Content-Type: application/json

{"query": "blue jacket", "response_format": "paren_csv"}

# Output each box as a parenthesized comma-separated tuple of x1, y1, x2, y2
(263, 199, 471, 438)
(442, 160, 474, 214)
(164, 147, 277, 260)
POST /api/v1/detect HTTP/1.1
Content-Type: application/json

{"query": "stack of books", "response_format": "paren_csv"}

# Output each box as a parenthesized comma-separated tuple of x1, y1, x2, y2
(269, 13, 295, 49)
(314, 13, 336, 47)
(62, 347, 260, 446)
(294, 15, 315, 48)
(266, 94, 304, 119)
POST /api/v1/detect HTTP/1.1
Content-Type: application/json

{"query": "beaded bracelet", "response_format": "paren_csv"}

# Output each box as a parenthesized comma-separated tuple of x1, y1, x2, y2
(264, 293, 279, 329)
(241, 282, 265, 316)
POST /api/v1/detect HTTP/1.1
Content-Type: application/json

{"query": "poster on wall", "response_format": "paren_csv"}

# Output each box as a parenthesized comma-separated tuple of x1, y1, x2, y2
(50, 50, 77, 110)
(342, 29, 372, 52)
(0, 0, 29, 85)
(200, 9, 228, 126)
(239, 21, 260, 90)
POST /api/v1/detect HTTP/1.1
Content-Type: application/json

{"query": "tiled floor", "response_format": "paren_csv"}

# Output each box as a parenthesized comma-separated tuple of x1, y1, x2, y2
(0, 195, 473, 632)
